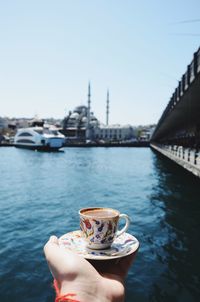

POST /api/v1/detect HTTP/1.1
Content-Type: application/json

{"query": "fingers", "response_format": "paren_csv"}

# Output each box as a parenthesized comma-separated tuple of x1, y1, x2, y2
(44, 235, 88, 277)
(44, 235, 60, 259)
(43, 235, 101, 283)
(44, 235, 59, 254)
(44, 235, 69, 281)
(49, 235, 59, 245)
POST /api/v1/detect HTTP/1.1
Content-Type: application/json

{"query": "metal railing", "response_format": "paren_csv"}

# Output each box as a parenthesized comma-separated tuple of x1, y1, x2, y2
(159, 144, 200, 167)
(152, 47, 200, 140)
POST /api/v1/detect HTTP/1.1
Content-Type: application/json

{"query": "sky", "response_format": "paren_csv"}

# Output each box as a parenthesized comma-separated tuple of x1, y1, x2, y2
(0, 0, 199, 125)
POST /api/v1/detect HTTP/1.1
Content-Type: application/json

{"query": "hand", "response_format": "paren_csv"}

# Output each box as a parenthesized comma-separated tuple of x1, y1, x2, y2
(44, 236, 138, 302)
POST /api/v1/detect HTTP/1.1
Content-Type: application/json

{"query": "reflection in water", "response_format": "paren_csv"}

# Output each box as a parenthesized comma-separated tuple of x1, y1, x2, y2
(0, 148, 200, 302)
(148, 151, 200, 302)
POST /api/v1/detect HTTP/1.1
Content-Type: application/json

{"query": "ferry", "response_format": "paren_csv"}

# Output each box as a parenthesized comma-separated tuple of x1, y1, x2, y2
(14, 126, 65, 151)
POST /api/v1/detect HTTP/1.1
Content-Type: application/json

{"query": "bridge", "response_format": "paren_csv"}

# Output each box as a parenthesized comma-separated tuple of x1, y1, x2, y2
(151, 46, 200, 177)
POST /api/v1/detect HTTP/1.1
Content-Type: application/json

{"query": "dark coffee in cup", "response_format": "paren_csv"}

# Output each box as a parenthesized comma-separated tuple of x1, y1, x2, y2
(81, 208, 118, 218)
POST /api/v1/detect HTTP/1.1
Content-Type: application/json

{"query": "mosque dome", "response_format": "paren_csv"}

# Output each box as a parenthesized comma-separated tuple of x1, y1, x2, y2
(70, 112, 80, 119)
(81, 117, 87, 122)
(74, 105, 88, 115)
(91, 115, 97, 121)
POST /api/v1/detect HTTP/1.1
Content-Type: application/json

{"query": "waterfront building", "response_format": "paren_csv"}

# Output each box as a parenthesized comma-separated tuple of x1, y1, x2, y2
(139, 126, 156, 141)
(61, 84, 136, 142)
(61, 105, 99, 141)
(0, 117, 8, 130)
(62, 83, 99, 141)
(94, 124, 135, 142)
(62, 107, 136, 142)
(8, 118, 29, 130)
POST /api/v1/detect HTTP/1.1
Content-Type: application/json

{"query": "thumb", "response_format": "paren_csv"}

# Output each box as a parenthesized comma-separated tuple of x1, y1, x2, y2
(44, 235, 59, 260)
(49, 235, 59, 245)
(44, 235, 63, 281)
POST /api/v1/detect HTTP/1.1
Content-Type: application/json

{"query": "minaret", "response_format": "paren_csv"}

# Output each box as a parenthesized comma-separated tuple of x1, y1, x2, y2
(106, 89, 109, 126)
(86, 82, 91, 139)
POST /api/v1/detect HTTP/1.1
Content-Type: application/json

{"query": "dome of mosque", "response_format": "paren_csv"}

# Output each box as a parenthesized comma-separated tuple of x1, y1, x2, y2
(91, 115, 98, 121)
(74, 105, 88, 115)
(70, 112, 80, 119)
(62, 84, 110, 141)
(81, 117, 87, 122)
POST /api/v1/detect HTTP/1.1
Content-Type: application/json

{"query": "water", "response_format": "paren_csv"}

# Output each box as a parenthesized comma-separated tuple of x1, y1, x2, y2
(0, 147, 200, 302)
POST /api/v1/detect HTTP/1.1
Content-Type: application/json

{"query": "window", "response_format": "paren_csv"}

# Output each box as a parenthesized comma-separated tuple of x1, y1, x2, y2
(16, 139, 35, 144)
(34, 129, 43, 134)
(18, 132, 33, 137)
(50, 130, 59, 135)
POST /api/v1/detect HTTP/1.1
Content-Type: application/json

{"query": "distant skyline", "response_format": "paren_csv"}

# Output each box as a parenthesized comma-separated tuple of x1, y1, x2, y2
(0, 0, 199, 125)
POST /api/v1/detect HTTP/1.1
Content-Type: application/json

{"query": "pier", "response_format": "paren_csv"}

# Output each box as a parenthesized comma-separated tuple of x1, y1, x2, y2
(151, 47, 200, 178)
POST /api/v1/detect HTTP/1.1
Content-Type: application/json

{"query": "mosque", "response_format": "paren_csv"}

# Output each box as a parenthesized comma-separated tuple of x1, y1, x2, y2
(61, 84, 135, 142)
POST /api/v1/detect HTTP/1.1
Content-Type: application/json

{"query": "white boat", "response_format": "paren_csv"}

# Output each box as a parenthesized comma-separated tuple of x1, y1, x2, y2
(14, 126, 65, 151)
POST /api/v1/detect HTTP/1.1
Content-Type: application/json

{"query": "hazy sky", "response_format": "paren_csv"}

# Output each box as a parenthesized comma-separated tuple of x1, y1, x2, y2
(0, 0, 199, 125)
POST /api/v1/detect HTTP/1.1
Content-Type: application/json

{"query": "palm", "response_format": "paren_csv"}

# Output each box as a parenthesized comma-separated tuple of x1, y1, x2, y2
(90, 253, 137, 302)
(44, 236, 138, 302)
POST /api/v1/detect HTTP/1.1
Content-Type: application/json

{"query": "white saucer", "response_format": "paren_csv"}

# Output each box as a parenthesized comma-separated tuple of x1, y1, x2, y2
(59, 230, 139, 260)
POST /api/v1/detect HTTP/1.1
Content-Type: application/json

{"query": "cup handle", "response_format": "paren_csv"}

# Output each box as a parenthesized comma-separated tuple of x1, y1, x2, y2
(116, 214, 131, 237)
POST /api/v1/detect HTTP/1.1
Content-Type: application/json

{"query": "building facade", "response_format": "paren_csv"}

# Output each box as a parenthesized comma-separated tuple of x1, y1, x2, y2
(61, 84, 136, 142)
(94, 124, 135, 142)
(61, 105, 135, 142)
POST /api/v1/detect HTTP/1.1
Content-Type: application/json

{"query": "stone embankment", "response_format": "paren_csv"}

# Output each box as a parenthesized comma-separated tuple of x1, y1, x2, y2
(0, 141, 149, 148)
(0, 143, 14, 147)
(64, 141, 149, 147)
(151, 143, 200, 178)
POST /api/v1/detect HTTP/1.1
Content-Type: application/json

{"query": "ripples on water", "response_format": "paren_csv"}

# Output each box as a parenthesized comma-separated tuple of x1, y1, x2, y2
(0, 147, 200, 302)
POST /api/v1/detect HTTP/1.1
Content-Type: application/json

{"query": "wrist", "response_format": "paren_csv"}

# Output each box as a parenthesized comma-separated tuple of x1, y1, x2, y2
(54, 279, 80, 302)
(54, 279, 112, 302)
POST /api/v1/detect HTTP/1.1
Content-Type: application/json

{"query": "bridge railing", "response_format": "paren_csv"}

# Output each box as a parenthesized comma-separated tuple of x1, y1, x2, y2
(157, 144, 200, 167)
(171, 48, 199, 109)
(152, 46, 200, 141)
(197, 48, 200, 73)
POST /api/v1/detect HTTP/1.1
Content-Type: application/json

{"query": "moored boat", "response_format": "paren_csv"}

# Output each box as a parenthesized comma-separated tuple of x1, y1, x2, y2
(14, 125, 65, 151)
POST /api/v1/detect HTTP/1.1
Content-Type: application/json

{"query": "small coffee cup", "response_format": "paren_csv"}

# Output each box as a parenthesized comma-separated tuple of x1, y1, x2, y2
(79, 207, 131, 249)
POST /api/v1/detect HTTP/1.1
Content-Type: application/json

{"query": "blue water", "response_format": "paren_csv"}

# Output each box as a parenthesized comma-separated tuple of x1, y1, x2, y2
(0, 147, 200, 302)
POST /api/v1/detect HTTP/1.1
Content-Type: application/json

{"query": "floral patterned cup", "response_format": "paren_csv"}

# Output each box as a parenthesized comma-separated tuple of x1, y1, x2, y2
(79, 207, 131, 249)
